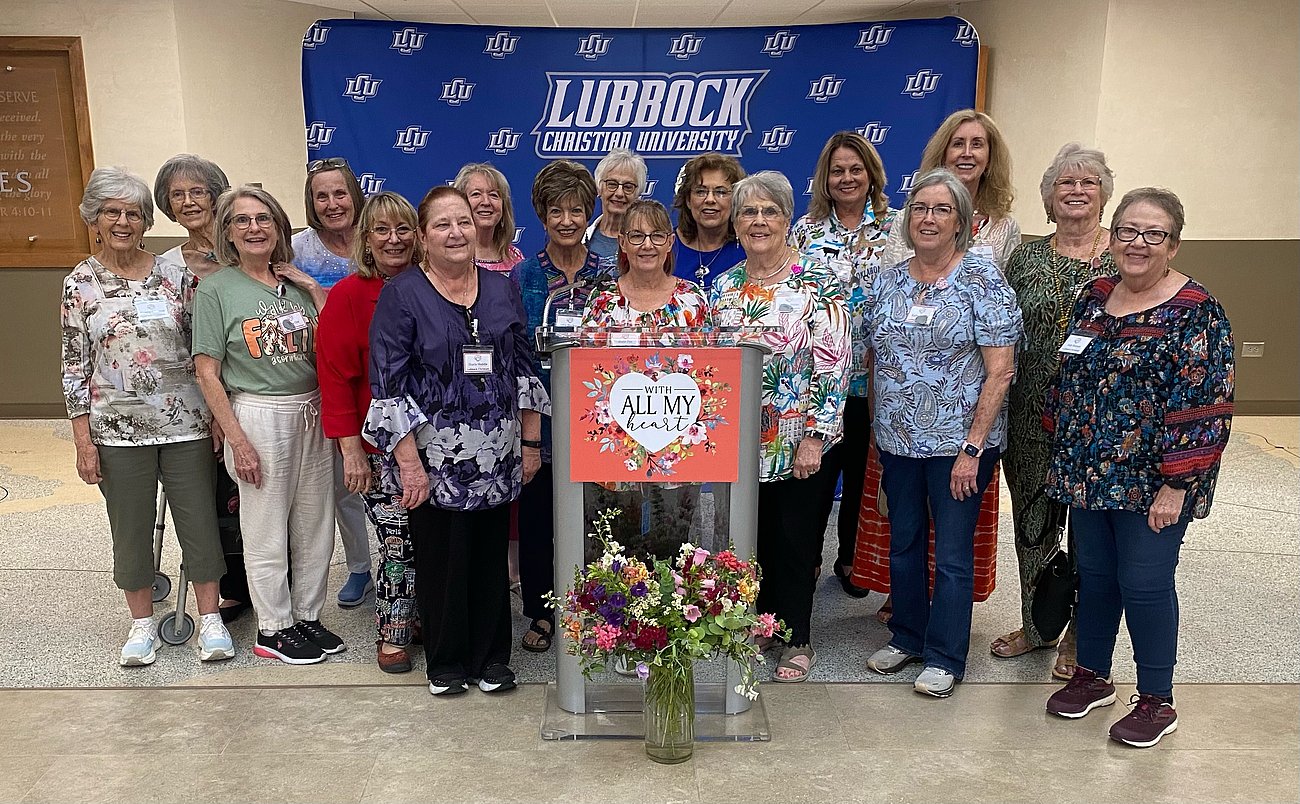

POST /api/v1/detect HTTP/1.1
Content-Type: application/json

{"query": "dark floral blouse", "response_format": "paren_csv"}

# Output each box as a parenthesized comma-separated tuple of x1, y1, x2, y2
(1043, 276, 1235, 520)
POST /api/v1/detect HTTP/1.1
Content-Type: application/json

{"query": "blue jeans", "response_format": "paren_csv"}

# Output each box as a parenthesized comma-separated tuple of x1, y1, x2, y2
(879, 448, 999, 679)
(1072, 507, 1186, 699)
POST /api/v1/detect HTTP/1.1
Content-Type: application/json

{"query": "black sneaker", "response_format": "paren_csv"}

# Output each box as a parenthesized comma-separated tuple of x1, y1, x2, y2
(474, 663, 517, 694)
(294, 620, 346, 654)
(253, 628, 325, 665)
(429, 674, 469, 696)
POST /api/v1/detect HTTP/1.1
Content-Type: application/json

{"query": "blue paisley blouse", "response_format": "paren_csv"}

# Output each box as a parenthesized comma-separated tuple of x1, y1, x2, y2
(364, 267, 551, 512)
(1044, 276, 1234, 520)
(865, 251, 1023, 458)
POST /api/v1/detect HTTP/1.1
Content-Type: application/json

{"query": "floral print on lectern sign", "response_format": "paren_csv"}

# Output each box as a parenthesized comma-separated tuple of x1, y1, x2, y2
(569, 348, 740, 483)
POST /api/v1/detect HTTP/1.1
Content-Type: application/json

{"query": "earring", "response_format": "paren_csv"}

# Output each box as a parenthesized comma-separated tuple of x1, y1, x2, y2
(95, 234, 101, 245)
(1099, 208, 1105, 223)
(363, 245, 374, 266)
(1046, 212, 1055, 224)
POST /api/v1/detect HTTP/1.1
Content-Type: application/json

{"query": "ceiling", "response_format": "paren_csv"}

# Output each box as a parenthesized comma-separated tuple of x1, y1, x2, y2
(283, 0, 978, 27)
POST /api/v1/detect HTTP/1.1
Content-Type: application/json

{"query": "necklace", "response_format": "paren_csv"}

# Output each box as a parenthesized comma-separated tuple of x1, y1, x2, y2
(693, 243, 726, 283)
(748, 249, 794, 283)
(1050, 226, 1104, 263)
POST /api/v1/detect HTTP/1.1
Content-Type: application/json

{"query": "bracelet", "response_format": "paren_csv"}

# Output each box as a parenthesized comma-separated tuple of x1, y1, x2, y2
(521, 438, 543, 449)
(1164, 478, 1189, 490)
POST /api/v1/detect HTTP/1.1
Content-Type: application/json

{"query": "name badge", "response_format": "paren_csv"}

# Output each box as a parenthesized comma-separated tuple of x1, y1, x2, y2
(905, 304, 938, 326)
(609, 331, 641, 347)
(462, 344, 494, 375)
(277, 311, 308, 333)
(554, 311, 583, 329)
(133, 298, 171, 321)
(969, 243, 996, 263)
(1059, 332, 1094, 355)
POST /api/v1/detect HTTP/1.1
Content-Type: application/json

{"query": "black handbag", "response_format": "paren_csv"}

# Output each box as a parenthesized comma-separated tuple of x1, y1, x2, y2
(1025, 490, 1076, 643)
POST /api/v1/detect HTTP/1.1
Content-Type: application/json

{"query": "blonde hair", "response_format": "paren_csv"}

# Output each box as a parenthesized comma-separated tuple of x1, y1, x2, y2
(918, 109, 1014, 219)
(453, 163, 517, 262)
(351, 192, 421, 279)
(806, 132, 889, 222)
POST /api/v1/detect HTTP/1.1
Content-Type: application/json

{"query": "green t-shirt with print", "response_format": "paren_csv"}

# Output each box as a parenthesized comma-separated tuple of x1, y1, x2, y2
(191, 266, 319, 396)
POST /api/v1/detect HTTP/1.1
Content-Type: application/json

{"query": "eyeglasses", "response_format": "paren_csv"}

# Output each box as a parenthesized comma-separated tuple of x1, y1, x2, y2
(1054, 177, 1102, 190)
(231, 213, 275, 230)
(1113, 226, 1171, 246)
(692, 186, 732, 200)
(623, 230, 670, 246)
(908, 203, 955, 219)
(168, 188, 210, 203)
(307, 157, 349, 175)
(738, 205, 784, 221)
(602, 179, 638, 195)
(370, 225, 415, 239)
(100, 207, 143, 223)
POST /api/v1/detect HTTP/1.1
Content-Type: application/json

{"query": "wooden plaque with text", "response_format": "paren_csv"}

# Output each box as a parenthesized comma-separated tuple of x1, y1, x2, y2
(0, 37, 94, 268)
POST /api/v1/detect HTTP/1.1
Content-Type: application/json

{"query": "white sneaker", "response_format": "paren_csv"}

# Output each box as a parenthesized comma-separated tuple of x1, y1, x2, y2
(198, 617, 235, 661)
(120, 619, 159, 666)
(914, 666, 957, 698)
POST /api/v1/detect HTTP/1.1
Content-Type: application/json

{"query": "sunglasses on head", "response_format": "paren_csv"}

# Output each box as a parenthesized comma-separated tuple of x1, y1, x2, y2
(307, 157, 349, 175)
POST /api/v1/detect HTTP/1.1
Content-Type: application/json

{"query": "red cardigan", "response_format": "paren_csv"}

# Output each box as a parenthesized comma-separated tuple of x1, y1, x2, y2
(317, 272, 385, 453)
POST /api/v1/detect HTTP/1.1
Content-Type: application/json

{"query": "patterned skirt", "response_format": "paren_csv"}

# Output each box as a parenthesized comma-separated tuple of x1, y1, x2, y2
(849, 442, 998, 601)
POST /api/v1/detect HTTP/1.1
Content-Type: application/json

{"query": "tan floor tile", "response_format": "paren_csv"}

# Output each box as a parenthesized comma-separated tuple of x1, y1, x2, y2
(0, 754, 54, 803)
(751, 684, 847, 749)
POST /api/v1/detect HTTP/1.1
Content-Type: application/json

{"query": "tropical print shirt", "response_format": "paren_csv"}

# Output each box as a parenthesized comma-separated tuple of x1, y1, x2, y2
(60, 256, 211, 446)
(364, 268, 550, 512)
(708, 258, 850, 482)
(579, 278, 708, 329)
(790, 206, 897, 396)
(1044, 276, 1234, 520)
(510, 248, 616, 462)
(865, 251, 1023, 458)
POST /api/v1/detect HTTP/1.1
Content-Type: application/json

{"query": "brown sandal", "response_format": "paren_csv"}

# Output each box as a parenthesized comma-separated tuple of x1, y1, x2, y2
(1052, 628, 1077, 680)
(875, 596, 893, 625)
(990, 628, 1058, 659)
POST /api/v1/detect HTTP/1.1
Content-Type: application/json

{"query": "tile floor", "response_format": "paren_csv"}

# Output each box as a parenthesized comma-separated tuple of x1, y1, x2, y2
(0, 417, 1296, 803)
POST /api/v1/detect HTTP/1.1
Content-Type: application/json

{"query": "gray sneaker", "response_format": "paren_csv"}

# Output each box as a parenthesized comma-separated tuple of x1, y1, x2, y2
(914, 666, 956, 697)
(867, 645, 921, 674)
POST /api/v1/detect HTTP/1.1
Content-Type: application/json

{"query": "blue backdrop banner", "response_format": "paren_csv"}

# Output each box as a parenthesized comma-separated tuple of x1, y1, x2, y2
(301, 17, 980, 252)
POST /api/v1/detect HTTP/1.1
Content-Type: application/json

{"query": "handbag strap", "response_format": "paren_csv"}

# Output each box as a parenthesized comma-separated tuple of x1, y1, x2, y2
(1018, 486, 1069, 550)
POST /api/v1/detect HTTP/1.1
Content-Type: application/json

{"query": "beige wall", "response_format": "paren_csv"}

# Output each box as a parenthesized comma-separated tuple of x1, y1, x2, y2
(0, 0, 347, 235)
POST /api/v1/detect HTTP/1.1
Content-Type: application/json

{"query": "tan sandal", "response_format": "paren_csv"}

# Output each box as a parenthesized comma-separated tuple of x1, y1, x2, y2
(773, 646, 817, 683)
(1052, 628, 1077, 681)
(990, 628, 1058, 659)
(875, 596, 893, 625)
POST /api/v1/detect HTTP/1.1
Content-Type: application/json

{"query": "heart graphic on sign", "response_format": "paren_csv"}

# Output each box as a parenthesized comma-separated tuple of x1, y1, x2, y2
(608, 371, 702, 454)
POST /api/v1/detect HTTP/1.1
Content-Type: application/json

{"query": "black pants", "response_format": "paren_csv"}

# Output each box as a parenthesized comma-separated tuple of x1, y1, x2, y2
(829, 396, 872, 569)
(409, 502, 512, 681)
(756, 463, 840, 647)
(516, 463, 555, 625)
(215, 461, 250, 602)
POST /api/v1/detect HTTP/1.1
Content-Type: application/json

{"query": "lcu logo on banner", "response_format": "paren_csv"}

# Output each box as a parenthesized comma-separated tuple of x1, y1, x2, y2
(301, 17, 979, 252)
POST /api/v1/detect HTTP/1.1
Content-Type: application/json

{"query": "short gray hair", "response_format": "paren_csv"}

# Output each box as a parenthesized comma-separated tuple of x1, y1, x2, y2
(153, 154, 230, 223)
(212, 185, 295, 266)
(79, 167, 154, 230)
(594, 148, 648, 195)
(730, 171, 794, 225)
(1039, 142, 1115, 220)
(1110, 187, 1186, 245)
(900, 168, 974, 253)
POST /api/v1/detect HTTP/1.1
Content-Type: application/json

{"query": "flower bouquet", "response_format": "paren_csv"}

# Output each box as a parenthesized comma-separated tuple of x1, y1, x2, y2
(549, 509, 788, 763)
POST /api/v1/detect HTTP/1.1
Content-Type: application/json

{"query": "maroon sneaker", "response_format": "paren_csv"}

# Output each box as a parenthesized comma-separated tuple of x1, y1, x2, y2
(1046, 666, 1117, 719)
(1109, 694, 1178, 747)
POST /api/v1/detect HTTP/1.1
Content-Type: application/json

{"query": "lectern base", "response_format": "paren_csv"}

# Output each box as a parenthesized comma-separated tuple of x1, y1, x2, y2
(540, 682, 771, 741)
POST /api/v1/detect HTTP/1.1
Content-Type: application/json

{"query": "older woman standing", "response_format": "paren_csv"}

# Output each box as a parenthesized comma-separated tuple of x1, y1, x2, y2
(290, 157, 374, 609)
(454, 163, 524, 274)
(864, 169, 1022, 698)
(318, 192, 422, 673)
(366, 186, 549, 695)
(193, 185, 342, 665)
(153, 154, 250, 624)
(62, 167, 232, 666)
(992, 144, 1117, 677)
(1043, 188, 1233, 747)
(789, 132, 895, 596)
(510, 160, 614, 654)
(585, 148, 648, 259)
(709, 171, 850, 683)
(580, 200, 709, 557)
(671, 152, 747, 287)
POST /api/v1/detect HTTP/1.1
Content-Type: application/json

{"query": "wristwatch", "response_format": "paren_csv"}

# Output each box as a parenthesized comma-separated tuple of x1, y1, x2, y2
(521, 438, 543, 449)
(960, 440, 984, 458)
(804, 430, 826, 441)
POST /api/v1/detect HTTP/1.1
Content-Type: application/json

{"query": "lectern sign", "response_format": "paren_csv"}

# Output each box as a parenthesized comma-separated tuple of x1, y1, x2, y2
(570, 347, 739, 483)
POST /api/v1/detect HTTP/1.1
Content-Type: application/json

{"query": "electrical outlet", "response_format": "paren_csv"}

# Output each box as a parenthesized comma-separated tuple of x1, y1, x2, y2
(1242, 342, 1265, 358)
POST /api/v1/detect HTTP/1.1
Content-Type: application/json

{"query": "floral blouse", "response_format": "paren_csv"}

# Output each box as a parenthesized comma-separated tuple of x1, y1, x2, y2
(790, 207, 897, 397)
(364, 267, 550, 512)
(1044, 276, 1234, 520)
(579, 278, 708, 328)
(708, 258, 850, 482)
(882, 211, 1022, 272)
(865, 251, 1023, 458)
(60, 256, 211, 447)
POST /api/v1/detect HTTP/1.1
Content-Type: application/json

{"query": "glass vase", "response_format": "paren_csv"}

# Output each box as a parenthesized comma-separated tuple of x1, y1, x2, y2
(643, 659, 694, 764)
